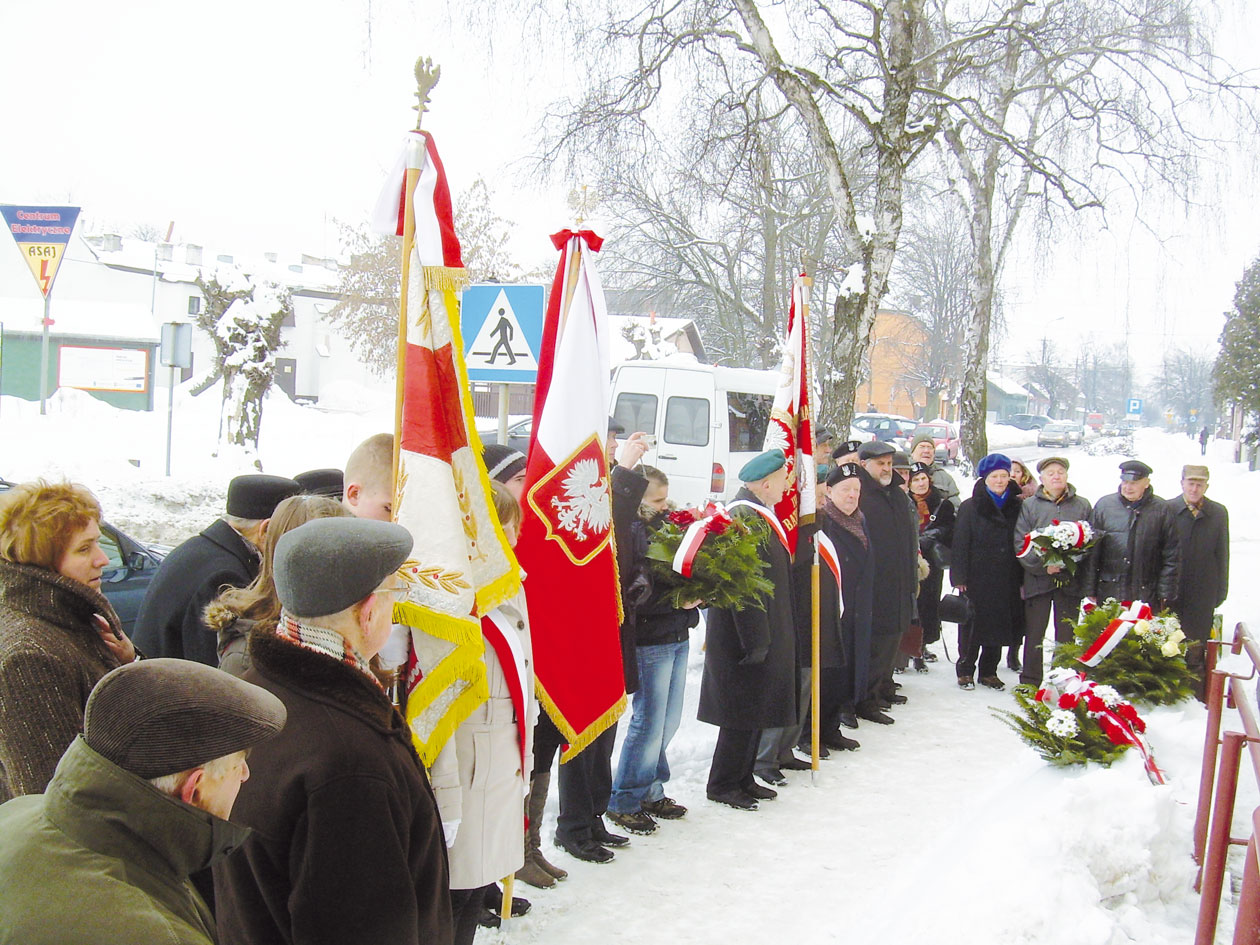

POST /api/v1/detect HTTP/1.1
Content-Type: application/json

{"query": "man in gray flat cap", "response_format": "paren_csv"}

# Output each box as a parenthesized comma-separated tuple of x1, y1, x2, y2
(0, 658, 286, 945)
(214, 517, 453, 945)
(134, 473, 302, 664)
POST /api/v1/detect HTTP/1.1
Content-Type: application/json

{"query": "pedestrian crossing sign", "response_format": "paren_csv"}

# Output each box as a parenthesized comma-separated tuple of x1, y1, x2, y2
(460, 284, 545, 383)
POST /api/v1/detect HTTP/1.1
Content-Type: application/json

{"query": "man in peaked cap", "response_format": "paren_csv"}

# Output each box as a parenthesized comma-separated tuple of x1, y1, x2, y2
(214, 517, 453, 945)
(0, 659, 286, 945)
(1085, 459, 1180, 610)
(698, 450, 798, 810)
(134, 474, 302, 665)
(1169, 464, 1230, 701)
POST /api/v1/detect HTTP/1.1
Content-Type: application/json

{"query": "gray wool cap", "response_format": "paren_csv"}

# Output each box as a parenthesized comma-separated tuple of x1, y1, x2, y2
(84, 658, 286, 779)
(273, 517, 413, 618)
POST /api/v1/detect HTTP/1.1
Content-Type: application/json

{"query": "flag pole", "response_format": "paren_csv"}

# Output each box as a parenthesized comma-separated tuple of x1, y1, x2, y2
(499, 872, 515, 925)
(811, 537, 821, 781)
(392, 57, 442, 502)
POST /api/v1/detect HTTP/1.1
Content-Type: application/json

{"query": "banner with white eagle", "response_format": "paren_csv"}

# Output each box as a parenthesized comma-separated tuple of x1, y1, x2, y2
(375, 129, 522, 766)
(514, 229, 626, 758)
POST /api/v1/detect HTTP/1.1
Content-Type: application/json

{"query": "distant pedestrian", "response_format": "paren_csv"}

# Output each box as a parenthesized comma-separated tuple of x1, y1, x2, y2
(1199, 426, 1210, 456)
(0, 480, 136, 801)
(133, 474, 301, 665)
(1086, 460, 1180, 609)
(951, 454, 1024, 691)
(1169, 465, 1229, 702)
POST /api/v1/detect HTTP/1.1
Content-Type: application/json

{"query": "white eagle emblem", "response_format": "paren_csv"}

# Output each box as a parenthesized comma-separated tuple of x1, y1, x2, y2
(549, 458, 612, 541)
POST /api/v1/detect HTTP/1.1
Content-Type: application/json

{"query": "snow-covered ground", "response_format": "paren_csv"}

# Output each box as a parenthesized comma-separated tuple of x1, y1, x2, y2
(3, 389, 1257, 943)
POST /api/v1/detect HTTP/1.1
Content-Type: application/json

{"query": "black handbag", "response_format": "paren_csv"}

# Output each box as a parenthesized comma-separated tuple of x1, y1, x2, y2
(938, 590, 974, 625)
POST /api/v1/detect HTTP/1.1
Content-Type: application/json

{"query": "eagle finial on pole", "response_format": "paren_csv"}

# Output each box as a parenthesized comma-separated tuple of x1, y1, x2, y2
(413, 57, 441, 130)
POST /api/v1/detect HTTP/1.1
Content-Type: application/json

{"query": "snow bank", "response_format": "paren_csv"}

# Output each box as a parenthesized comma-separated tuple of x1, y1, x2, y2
(988, 422, 1041, 449)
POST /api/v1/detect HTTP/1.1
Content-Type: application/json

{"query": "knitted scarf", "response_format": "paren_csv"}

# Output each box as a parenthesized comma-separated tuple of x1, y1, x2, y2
(821, 496, 868, 549)
(912, 491, 932, 530)
(277, 610, 381, 689)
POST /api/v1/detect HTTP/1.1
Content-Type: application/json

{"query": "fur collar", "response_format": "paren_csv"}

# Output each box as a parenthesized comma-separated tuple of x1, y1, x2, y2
(248, 629, 405, 737)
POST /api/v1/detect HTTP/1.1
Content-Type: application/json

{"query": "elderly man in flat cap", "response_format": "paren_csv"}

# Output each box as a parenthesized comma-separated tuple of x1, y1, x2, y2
(1169, 464, 1230, 701)
(1086, 460, 1180, 610)
(0, 658, 286, 945)
(1013, 456, 1093, 687)
(698, 449, 798, 810)
(213, 517, 452, 945)
(134, 474, 302, 665)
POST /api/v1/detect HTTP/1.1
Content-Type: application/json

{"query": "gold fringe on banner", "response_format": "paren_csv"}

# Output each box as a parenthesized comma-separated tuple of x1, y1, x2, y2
(422, 265, 469, 293)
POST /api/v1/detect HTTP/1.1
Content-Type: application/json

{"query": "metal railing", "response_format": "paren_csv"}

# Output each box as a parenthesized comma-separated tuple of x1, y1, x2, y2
(1194, 623, 1260, 945)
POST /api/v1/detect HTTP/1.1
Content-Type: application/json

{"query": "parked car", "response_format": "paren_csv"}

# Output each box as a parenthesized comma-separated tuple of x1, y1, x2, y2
(1001, 413, 1054, 431)
(911, 421, 961, 464)
(853, 414, 918, 449)
(1037, 421, 1084, 447)
(0, 478, 165, 634)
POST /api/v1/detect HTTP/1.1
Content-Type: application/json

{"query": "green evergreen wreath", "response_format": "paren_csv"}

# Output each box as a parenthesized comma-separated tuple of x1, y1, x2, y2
(994, 684, 1132, 768)
(645, 509, 775, 612)
(1051, 599, 1194, 705)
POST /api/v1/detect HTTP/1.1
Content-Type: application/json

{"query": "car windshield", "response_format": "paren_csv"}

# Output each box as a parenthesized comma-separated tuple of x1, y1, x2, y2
(915, 426, 946, 437)
(1046, 422, 1072, 431)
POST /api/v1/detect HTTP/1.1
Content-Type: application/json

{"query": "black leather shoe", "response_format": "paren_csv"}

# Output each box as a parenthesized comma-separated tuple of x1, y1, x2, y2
(838, 712, 859, 730)
(480, 885, 531, 917)
(857, 705, 895, 725)
(755, 769, 787, 786)
(823, 730, 861, 751)
(877, 697, 894, 709)
(780, 756, 812, 771)
(886, 693, 908, 705)
(1007, 655, 1022, 673)
(923, 650, 939, 662)
(591, 818, 629, 847)
(743, 780, 778, 800)
(707, 789, 758, 810)
(556, 834, 614, 863)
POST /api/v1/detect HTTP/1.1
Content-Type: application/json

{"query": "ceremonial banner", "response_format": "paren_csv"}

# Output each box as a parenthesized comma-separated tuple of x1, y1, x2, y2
(763, 275, 816, 551)
(515, 229, 625, 758)
(380, 130, 522, 766)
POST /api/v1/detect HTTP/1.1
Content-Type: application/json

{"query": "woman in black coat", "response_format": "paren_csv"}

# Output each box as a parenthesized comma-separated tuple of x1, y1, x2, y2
(950, 454, 1024, 691)
(907, 463, 954, 671)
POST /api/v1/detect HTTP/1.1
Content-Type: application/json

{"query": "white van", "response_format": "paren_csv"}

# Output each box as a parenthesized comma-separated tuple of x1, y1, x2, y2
(608, 358, 780, 508)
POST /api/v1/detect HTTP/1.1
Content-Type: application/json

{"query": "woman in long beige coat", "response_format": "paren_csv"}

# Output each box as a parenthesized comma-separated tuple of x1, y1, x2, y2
(432, 484, 536, 944)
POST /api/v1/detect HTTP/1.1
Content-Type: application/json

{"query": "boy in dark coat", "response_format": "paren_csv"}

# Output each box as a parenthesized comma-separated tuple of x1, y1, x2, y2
(699, 450, 796, 811)
(213, 518, 453, 945)
(1169, 464, 1229, 700)
(951, 454, 1024, 691)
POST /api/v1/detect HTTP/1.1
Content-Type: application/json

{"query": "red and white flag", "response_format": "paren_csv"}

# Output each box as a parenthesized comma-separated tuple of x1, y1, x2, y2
(814, 530, 843, 618)
(763, 274, 816, 552)
(378, 130, 521, 766)
(514, 229, 625, 758)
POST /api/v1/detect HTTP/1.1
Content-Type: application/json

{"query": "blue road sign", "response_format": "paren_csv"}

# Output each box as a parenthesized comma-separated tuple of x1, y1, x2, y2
(460, 284, 545, 383)
(1126, 397, 1143, 416)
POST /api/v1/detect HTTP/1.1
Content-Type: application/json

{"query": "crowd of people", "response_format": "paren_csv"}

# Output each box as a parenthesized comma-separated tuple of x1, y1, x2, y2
(0, 420, 1232, 943)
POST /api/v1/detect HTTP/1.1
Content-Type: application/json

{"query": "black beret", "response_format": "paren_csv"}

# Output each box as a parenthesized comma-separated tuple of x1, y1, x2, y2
(85, 658, 286, 779)
(226, 474, 302, 519)
(831, 439, 864, 460)
(825, 462, 862, 486)
(274, 518, 413, 618)
(294, 468, 345, 499)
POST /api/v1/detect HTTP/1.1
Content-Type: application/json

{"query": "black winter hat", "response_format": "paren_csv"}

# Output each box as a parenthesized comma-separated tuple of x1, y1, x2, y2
(294, 468, 345, 499)
(483, 444, 527, 483)
(825, 463, 862, 486)
(226, 474, 302, 519)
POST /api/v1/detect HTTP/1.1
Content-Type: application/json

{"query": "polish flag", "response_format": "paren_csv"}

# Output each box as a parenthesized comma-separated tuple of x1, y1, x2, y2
(763, 275, 816, 551)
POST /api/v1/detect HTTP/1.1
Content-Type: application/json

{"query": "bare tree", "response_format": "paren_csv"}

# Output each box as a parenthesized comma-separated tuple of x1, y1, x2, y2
(1155, 348, 1216, 429)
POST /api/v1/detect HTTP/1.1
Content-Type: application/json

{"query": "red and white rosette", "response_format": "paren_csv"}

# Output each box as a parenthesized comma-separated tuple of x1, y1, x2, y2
(1036, 668, 1165, 785)
(1078, 600, 1153, 667)
(725, 499, 792, 554)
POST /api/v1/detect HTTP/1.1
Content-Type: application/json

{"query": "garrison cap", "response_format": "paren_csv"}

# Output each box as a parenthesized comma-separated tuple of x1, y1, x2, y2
(738, 449, 787, 483)
(1119, 460, 1153, 481)
(225, 474, 302, 520)
(274, 518, 413, 618)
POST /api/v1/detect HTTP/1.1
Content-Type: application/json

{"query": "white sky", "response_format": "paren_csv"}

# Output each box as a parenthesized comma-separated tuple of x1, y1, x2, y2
(2, 0, 1258, 373)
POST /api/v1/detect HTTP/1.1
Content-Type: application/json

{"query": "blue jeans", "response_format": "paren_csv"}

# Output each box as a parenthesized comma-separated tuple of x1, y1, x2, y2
(608, 639, 689, 813)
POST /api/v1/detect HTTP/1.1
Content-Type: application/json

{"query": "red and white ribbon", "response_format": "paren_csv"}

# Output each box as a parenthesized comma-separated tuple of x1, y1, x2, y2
(1078, 600, 1153, 667)
(814, 531, 843, 619)
(481, 610, 530, 782)
(670, 503, 734, 577)
(726, 499, 792, 554)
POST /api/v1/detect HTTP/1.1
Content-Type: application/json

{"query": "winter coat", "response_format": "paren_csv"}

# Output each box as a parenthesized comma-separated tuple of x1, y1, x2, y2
(1169, 495, 1229, 640)
(133, 518, 260, 666)
(634, 514, 701, 646)
(0, 736, 247, 945)
(1014, 485, 1094, 599)
(928, 464, 961, 509)
(213, 630, 452, 945)
(951, 480, 1025, 647)
(612, 466, 649, 693)
(697, 488, 797, 730)
(1085, 488, 1180, 606)
(430, 592, 535, 890)
(0, 560, 123, 803)
(856, 466, 918, 637)
(203, 604, 261, 678)
(916, 487, 955, 566)
(817, 506, 874, 679)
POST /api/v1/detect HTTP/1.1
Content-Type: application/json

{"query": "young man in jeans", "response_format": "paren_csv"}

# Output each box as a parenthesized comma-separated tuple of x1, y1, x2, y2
(606, 467, 697, 833)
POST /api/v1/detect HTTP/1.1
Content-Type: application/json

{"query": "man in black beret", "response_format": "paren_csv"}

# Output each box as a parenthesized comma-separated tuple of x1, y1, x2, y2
(214, 518, 454, 945)
(1085, 459, 1180, 609)
(0, 659, 286, 945)
(134, 474, 302, 665)
(831, 439, 864, 466)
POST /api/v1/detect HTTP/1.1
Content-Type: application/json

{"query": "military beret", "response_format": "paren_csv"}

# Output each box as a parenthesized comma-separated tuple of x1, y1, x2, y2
(483, 444, 527, 483)
(85, 658, 286, 779)
(274, 518, 413, 618)
(1036, 456, 1070, 473)
(294, 468, 345, 499)
(910, 433, 936, 452)
(1119, 459, 1153, 481)
(831, 439, 864, 460)
(976, 453, 1012, 478)
(825, 462, 862, 486)
(738, 449, 787, 483)
(226, 474, 302, 519)
(857, 440, 895, 460)
(1181, 464, 1209, 481)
